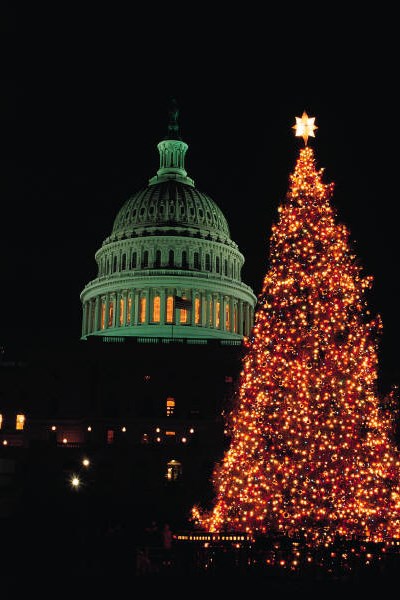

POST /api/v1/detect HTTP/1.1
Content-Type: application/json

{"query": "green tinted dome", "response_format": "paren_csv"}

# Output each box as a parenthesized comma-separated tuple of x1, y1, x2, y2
(110, 180, 231, 241)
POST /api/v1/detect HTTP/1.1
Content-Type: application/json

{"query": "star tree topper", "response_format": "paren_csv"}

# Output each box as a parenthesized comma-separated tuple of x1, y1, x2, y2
(293, 111, 318, 145)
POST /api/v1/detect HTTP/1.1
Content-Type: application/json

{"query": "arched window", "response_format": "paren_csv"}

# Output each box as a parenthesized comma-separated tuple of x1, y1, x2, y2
(139, 297, 146, 323)
(182, 251, 188, 269)
(155, 250, 161, 268)
(113, 256, 118, 272)
(194, 252, 200, 270)
(166, 296, 174, 323)
(131, 252, 137, 268)
(195, 297, 201, 324)
(142, 251, 149, 268)
(216, 300, 220, 328)
(224, 259, 228, 275)
(168, 250, 174, 267)
(216, 257, 220, 273)
(127, 297, 132, 324)
(119, 298, 125, 326)
(205, 254, 211, 271)
(108, 300, 114, 327)
(225, 302, 230, 330)
(153, 295, 161, 323)
(121, 254, 126, 270)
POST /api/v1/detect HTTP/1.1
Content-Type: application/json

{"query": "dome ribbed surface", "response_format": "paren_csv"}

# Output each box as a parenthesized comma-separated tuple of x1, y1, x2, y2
(110, 180, 231, 240)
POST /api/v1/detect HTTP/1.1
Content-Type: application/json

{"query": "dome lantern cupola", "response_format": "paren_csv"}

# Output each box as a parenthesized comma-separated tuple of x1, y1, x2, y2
(149, 98, 194, 187)
(80, 102, 256, 343)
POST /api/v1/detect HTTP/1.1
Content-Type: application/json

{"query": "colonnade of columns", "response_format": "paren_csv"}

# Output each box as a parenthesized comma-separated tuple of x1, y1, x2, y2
(82, 288, 253, 338)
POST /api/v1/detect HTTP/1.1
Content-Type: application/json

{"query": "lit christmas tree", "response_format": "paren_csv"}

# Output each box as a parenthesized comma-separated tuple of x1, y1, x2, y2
(193, 113, 400, 546)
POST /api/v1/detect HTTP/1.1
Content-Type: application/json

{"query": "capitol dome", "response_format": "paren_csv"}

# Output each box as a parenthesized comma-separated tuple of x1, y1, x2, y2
(80, 101, 256, 342)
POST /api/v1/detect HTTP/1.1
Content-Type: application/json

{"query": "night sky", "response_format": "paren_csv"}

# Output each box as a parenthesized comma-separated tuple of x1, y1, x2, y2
(1, 7, 399, 391)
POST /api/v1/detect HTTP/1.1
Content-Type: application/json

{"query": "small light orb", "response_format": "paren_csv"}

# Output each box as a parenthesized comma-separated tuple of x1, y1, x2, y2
(189, 428, 194, 434)
(71, 476, 80, 488)
(62, 438, 68, 444)
(87, 426, 92, 432)
(2, 440, 8, 446)
(182, 437, 187, 443)
(121, 426, 126, 432)
(51, 425, 56, 431)
(82, 458, 90, 467)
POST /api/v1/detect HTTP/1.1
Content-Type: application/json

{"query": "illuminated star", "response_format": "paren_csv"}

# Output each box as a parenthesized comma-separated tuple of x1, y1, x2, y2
(292, 112, 318, 145)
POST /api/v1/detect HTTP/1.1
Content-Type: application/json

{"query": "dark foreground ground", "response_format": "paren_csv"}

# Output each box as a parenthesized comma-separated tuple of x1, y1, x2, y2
(2, 512, 399, 595)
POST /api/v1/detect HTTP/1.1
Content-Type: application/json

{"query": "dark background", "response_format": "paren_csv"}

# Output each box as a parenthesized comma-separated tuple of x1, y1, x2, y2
(1, 6, 398, 391)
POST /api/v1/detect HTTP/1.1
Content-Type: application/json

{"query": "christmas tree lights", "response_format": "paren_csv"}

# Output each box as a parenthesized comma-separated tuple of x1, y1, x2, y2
(193, 114, 400, 546)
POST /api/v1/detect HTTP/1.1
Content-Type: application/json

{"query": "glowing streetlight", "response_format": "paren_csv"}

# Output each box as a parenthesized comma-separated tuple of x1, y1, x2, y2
(70, 475, 80, 489)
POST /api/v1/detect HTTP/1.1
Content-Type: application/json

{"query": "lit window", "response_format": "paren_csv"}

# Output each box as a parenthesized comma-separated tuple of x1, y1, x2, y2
(195, 297, 201, 324)
(141, 433, 149, 444)
(225, 303, 230, 330)
(108, 301, 114, 327)
(166, 397, 175, 417)
(166, 459, 182, 481)
(0, 414, 2, 430)
(153, 296, 161, 323)
(179, 296, 189, 324)
(127, 297, 132, 324)
(139, 297, 146, 323)
(209, 299, 213, 325)
(16, 414, 25, 431)
(107, 429, 114, 445)
(166, 296, 174, 323)
(119, 298, 124, 326)
(101, 300, 105, 329)
(216, 301, 220, 328)
(233, 306, 238, 333)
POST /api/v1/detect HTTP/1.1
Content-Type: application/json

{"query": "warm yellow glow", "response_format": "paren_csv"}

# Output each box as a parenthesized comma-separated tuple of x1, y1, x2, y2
(193, 144, 400, 548)
(139, 297, 146, 323)
(108, 301, 114, 327)
(127, 297, 132, 324)
(216, 301, 220, 328)
(2, 440, 7, 446)
(153, 295, 161, 323)
(71, 476, 80, 488)
(292, 111, 317, 145)
(16, 414, 25, 431)
(182, 437, 187, 443)
(87, 426, 92, 432)
(62, 438, 68, 444)
(234, 306, 238, 333)
(0, 414, 2, 430)
(51, 425, 56, 431)
(225, 303, 230, 330)
(82, 458, 90, 467)
(166, 296, 174, 323)
(195, 297, 201, 324)
(165, 431, 176, 436)
(166, 397, 175, 417)
(121, 426, 127, 432)
(119, 298, 124, 325)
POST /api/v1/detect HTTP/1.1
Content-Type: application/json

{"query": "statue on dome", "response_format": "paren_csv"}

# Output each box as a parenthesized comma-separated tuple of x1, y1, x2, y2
(167, 98, 181, 140)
